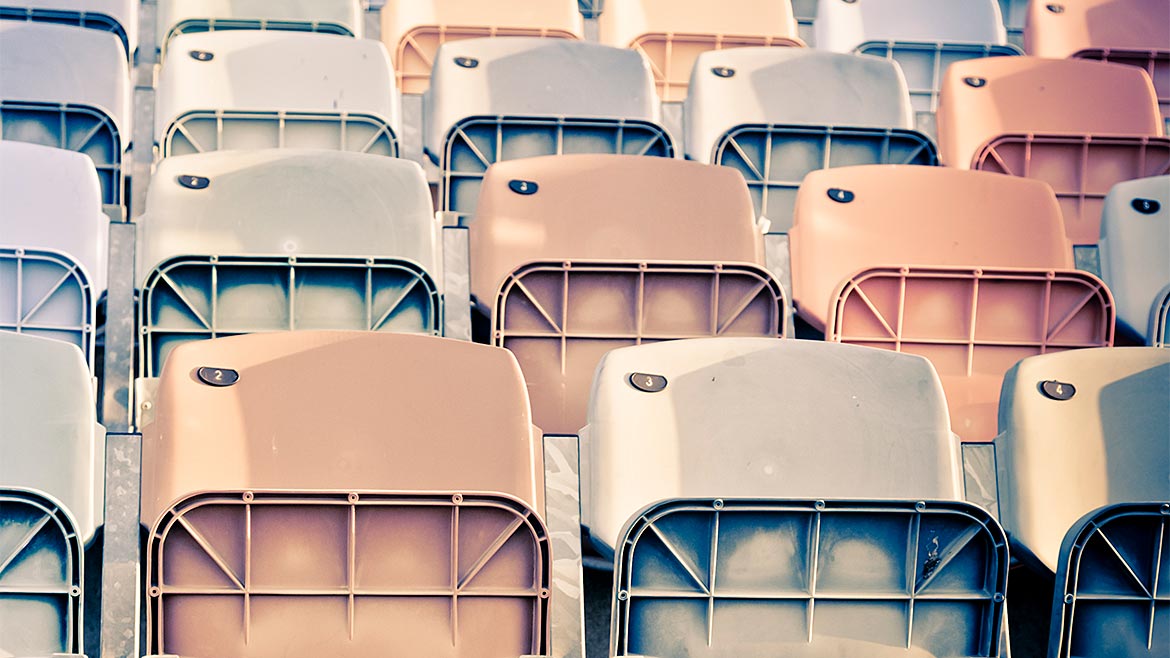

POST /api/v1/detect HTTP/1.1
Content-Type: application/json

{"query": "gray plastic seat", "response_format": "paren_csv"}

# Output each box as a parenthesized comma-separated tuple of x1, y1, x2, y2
(157, 0, 363, 54)
(0, 142, 108, 368)
(0, 0, 136, 57)
(995, 347, 1170, 574)
(0, 331, 106, 656)
(816, 0, 1019, 115)
(1049, 502, 1170, 658)
(155, 30, 400, 159)
(424, 37, 676, 224)
(684, 48, 936, 229)
(0, 21, 130, 206)
(1099, 176, 1170, 343)
(584, 338, 1009, 657)
(136, 150, 441, 376)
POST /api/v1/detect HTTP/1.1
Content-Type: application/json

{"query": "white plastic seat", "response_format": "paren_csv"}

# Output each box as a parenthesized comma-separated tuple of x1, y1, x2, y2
(587, 338, 1009, 657)
(0, 142, 110, 295)
(816, 0, 1019, 114)
(424, 37, 674, 224)
(381, 0, 584, 93)
(598, 0, 806, 101)
(155, 30, 400, 159)
(0, 332, 105, 655)
(0, 0, 136, 57)
(136, 150, 441, 376)
(684, 48, 935, 228)
(995, 347, 1170, 573)
(0, 21, 130, 205)
(1099, 176, 1170, 343)
(157, 0, 363, 54)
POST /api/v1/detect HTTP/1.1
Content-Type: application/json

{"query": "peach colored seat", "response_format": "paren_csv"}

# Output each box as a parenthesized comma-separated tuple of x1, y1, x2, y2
(791, 165, 1114, 441)
(1025, 0, 1170, 128)
(141, 331, 549, 657)
(471, 154, 786, 435)
(598, 0, 805, 102)
(937, 56, 1170, 245)
(382, 0, 584, 94)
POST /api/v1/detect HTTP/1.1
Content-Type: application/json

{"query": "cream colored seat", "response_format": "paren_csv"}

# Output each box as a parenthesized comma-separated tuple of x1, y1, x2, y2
(0, 0, 137, 57)
(157, 0, 363, 55)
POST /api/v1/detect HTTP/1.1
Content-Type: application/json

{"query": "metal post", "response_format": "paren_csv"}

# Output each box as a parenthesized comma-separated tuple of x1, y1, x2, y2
(763, 232, 796, 336)
(442, 226, 472, 341)
(542, 435, 586, 658)
(100, 433, 142, 658)
(129, 0, 158, 220)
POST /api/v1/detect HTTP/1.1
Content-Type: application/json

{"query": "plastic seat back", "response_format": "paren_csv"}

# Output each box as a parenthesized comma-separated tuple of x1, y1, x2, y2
(425, 37, 674, 225)
(1050, 502, 1170, 658)
(613, 499, 1008, 658)
(685, 48, 935, 228)
(158, 0, 363, 53)
(141, 331, 548, 657)
(137, 150, 440, 376)
(382, 0, 584, 93)
(582, 338, 961, 551)
(0, 332, 103, 657)
(0, 0, 136, 57)
(0, 21, 130, 205)
(472, 155, 785, 434)
(995, 348, 1170, 573)
(937, 56, 1169, 245)
(1100, 176, 1170, 342)
(1025, 0, 1170, 129)
(793, 165, 1116, 441)
(155, 31, 400, 159)
(815, 0, 1018, 114)
(598, 0, 805, 101)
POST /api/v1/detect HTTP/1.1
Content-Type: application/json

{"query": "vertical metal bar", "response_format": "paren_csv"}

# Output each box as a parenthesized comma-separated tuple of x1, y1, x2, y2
(763, 233, 794, 336)
(100, 432, 142, 658)
(543, 435, 586, 658)
(100, 222, 136, 431)
(129, 0, 158, 220)
(441, 226, 471, 341)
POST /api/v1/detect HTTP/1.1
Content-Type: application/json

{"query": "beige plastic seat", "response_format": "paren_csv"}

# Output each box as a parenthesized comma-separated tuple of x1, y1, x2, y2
(141, 331, 549, 657)
(158, 0, 363, 55)
(995, 347, 1170, 573)
(136, 150, 441, 376)
(155, 30, 400, 159)
(937, 56, 1170, 246)
(598, 0, 805, 102)
(471, 154, 786, 435)
(1, 0, 137, 58)
(382, 0, 584, 93)
(1025, 0, 1170, 129)
(791, 165, 1114, 441)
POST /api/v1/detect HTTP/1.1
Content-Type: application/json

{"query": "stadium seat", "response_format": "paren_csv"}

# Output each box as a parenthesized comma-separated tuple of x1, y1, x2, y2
(0, 332, 105, 657)
(155, 30, 400, 159)
(937, 56, 1169, 247)
(1049, 502, 1170, 658)
(140, 331, 549, 657)
(1025, 0, 1170, 130)
(585, 339, 1008, 656)
(382, 0, 584, 94)
(0, 143, 108, 368)
(425, 38, 674, 225)
(995, 347, 1170, 573)
(598, 0, 805, 102)
(471, 154, 786, 435)
(816, 0, 1019, 117)
(157, 0, 363, 55)
(136, 150, 441, 377)
(791, 165, 1114, 441)
(684, 48, 936, 229)
(1099, 176, 1170, 343)
(0, 21, 130, 206)
(998, 0, 1027, 48)
(0, 0, 136, 58)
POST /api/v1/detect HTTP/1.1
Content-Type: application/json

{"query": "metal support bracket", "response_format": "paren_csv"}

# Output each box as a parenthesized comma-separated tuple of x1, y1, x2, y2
(100, 433, 142, 658)
(763, 232, 795, 333)
(962, 441, 1000, 520)
(542, 435, 586, 658)
(100, 221, 136, 431)
(442, 225, 471, 341)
